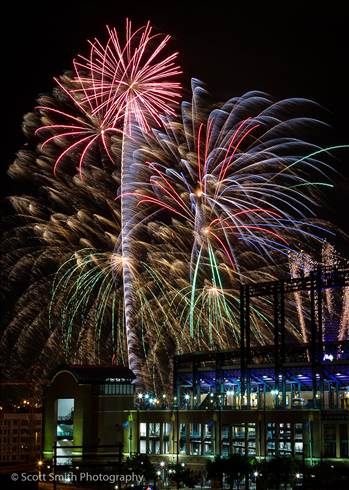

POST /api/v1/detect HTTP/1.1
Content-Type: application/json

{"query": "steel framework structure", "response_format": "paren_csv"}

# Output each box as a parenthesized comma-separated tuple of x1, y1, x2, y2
(174, 267, 349, 409)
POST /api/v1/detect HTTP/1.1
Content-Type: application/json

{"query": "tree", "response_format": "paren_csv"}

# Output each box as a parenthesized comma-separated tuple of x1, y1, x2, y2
(168, 464, 201, 489)
(259, 456, 299, 489)
(206, 456, 225, 488)
(303, 461, 349, 489)
(223, 454, 255, 490)
(124, 453, 156, 484)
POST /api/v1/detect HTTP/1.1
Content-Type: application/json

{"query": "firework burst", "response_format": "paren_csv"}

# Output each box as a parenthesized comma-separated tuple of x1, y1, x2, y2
(132, 80, 337, 340)
(35, 20, 181, 386)
(2, 22, 348, 395)
(71, 19, 182, 133)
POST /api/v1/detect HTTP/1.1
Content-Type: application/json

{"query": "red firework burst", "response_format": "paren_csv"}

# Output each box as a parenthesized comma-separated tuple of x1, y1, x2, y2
(36, 19, 181, 176)
(35, 78, 120, 176)
(71, 19, 182, 133)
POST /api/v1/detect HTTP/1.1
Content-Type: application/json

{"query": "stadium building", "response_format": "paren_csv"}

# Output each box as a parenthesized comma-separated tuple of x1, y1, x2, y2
(42, 268, 349, 469)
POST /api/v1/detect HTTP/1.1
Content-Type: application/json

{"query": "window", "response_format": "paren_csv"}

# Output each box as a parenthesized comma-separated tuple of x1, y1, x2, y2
(190, 424, 201, 455)
(148, 439, 160, 454)
(140, 440, 147, 454)
(149, 423, 160, 436)
(294, 423, 303, 456)
(179, 423, 186, 454)
(247, 423, 256, 455)
(56, 441, 73, 466)
(139, 423, 147, 454)
(56, 399, 74, 442)
(99, 383, 134, 395)
(57, 399, 74, 422)
(147, 423, 160, 454)
(232, 424, 245, 455)
(163, 423, 172, 454)
(278, 423, 292, 456)
(203, 423, 213, 455)
(221, 425, 230, 457)
(267, 423, 276, 456)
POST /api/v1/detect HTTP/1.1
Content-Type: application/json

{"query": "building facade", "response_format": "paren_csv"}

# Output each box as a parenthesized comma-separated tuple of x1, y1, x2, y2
(42, 365, 134, 465)
(42, 269, 349, 469)
(123, 351, 349, 467)
(0, 410, 41, 465)
(42, 362, 349, 470)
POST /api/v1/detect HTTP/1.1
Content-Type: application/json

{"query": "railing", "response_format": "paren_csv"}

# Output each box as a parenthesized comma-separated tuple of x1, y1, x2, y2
(56, 431, 73, 438)
(51, 443, 123, 490)
(57, 413, 74, 422)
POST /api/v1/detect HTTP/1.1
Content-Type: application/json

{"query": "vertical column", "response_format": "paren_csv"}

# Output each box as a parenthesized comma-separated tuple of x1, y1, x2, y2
(213, 411, 222, 457)
(316, 269, 324, 408)
(316, 269, 323, 354)
(336, 424, 341, 458)
(215, 356, 224, 408)
(228, 425, 232, 456)
(192, 361, 201, 408)
(310, 272, 319, 406)
(186, 423, 190, 455)
(273, 282, 285, 408)
(240, 284, 250, 407)
(173, 359, 180, 407)
(136, 410, 140, 454)
(146, 423, 149, 454)
(244, 422, 248, 456)
(303, 417, 314, 463)
(160, 422, 163, 455)
(175, 410, 179, 464)
(257, 414, 266, 458)
(200, 423, 204, 456)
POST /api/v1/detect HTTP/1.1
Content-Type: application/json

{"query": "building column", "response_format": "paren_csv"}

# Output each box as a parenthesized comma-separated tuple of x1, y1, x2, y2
(336, 423, 341, 458)
(256, 416, 265, 458)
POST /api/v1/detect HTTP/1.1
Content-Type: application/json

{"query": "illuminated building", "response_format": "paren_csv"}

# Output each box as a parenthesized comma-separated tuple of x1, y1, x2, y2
(42, 366, 134, 464)
(43, 268, 349, 468)
(0, 410, 41, 465)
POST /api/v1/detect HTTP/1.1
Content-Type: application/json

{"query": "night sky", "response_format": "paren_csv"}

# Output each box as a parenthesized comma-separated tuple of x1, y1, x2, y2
(2, 1, 349, 233)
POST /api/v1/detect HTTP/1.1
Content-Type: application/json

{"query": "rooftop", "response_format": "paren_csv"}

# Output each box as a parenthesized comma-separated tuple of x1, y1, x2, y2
(51, 365, 135, 384)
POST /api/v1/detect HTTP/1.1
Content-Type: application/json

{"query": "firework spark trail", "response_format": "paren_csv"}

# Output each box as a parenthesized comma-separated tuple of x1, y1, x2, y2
(132, 81, 337, 336)
(320, 243, 349, 343)
(35, 76, 121, 177)
(289, 244, 349, 347)
(288, 252, 309, 343)
(36, 20, 181, 386)
(3, 23, 349, 394)
(321, 243, 338, 341)
(0, 138, 123, 384)
(72, 21, 181, 132)
(35, 20, 181, 177)
(339, 290, 349, 341)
